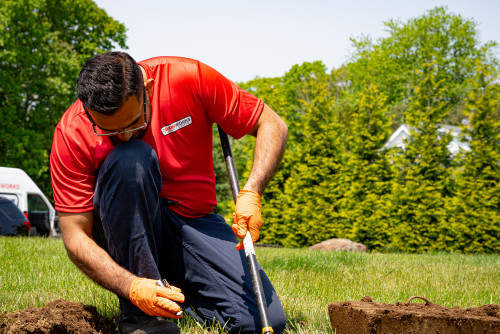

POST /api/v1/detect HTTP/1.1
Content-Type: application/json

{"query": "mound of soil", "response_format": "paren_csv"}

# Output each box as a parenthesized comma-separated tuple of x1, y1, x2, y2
(328, 296, 500, 334)
(0, 299, 117, 334)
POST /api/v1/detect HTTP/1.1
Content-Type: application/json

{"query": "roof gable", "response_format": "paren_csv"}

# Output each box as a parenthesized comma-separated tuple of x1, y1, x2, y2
(384, 124, 471, 154)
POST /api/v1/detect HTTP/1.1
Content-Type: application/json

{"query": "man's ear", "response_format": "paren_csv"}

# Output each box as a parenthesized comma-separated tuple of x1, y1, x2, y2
(145, 78, 155, 96)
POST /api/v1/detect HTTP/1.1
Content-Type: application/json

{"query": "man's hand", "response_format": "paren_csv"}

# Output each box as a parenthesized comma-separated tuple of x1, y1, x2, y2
(129, 278, 185, 318)
(232, 190, 262, 250)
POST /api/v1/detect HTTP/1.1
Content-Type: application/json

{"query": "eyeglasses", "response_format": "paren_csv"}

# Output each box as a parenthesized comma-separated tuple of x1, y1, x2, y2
(83, 87, 147, 137)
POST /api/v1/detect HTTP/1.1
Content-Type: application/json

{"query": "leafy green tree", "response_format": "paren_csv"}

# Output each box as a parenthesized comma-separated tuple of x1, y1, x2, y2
(0, 0, 127, 197)
(347, 6, 496, 128)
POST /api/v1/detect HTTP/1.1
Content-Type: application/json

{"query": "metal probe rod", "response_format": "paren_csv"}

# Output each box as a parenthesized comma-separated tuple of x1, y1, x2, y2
(218, 126, 274, 334)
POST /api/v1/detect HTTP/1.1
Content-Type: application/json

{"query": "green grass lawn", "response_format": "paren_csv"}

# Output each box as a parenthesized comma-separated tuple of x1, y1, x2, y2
(1, 237, 499, 333)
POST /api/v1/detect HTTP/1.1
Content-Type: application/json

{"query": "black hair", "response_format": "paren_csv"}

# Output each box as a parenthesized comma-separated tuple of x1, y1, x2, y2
(76, 52, 143, 115)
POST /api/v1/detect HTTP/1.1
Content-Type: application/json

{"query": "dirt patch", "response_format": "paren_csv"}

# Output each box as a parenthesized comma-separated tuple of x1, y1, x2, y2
(0, 299, 117, 334)
(3, 297, 499, 333)
(328, 296, 500, 334)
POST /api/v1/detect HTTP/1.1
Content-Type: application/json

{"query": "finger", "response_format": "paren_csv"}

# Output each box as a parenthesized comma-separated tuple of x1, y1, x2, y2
(249, 226, 260, 243)
(249, 212, 263, 230)
(151, 306, 183, 319)
(232, 213, 245, 237)
(235, 214, 252, 234)
(155, 296, 183, 314)
(232, 224, 247, 238)
(168, 285, 182, 293)
(156, 289, 185, 303)
(164, 311, 183, 320)
(236, 241, 244, 251)
(231, 223, 239, 236)
(251, 232, 259, 243)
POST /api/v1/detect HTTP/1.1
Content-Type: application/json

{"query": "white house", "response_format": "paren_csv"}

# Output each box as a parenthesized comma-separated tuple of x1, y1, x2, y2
(384, 124, 471, 155)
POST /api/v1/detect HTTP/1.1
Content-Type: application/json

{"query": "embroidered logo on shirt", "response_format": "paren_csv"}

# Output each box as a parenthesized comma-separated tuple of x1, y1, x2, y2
(161, 116, 192, 136)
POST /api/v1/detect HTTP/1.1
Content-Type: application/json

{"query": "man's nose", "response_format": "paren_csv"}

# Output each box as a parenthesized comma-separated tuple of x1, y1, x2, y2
(117, 132, 134, 142)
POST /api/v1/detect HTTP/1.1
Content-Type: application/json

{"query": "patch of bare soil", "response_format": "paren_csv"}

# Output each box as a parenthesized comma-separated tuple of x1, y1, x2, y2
(0, 299, 117, 334)
(329, 296, 500, 334)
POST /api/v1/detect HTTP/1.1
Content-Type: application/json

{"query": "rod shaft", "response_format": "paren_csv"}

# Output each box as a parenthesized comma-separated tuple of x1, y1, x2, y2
(217, 126, 274, 333)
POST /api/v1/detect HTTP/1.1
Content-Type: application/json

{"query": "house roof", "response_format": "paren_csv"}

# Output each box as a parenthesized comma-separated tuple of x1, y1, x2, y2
(384, 124, 471, 154)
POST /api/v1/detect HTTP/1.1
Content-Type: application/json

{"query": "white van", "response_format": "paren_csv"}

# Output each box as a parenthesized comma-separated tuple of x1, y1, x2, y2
(0, 167, 59, 236)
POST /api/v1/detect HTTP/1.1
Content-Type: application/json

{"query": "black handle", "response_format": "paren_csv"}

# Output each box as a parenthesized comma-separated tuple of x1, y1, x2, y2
(217, 126, 274, 334)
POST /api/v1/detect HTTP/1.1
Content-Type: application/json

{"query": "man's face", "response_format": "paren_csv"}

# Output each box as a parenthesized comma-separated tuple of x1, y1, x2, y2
(86, 90, 149, 142)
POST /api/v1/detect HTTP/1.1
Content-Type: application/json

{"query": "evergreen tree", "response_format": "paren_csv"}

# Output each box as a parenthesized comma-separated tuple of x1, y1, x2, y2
(256, 62, 346, 247)
(338, 83, 393, 250)
(232, 7, 500, 252)
(445, 59, 500, 253)
(388, 60, 455, 252)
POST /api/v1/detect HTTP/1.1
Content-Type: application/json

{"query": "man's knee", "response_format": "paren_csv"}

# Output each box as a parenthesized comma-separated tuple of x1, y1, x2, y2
(97, 140, 161, 191)
(93, 139, 163, 234)
(103, 140, 159, 176)
(232, 310, 287, 334)
(269, 310, 287, 334)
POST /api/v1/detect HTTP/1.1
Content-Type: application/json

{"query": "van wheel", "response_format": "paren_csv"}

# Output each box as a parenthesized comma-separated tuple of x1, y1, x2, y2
(38, 224, 50, 236)
(28, 212, 50, 236)
(29, 227, 38, 236)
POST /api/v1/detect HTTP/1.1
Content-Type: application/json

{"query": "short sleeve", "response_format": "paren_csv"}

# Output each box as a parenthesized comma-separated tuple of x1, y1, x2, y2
(198, 62, 264, 139)
(50, 125, 96, 213)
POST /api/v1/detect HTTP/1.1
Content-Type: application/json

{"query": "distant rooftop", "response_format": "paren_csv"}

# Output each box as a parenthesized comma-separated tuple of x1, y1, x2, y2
(384, 124, 471, 155)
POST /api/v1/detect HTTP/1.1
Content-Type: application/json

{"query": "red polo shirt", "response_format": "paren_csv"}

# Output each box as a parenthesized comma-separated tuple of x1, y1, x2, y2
(50, 56, 264, 217)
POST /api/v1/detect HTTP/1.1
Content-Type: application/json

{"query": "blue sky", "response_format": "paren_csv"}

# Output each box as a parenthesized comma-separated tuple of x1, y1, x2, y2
(95, 0, 500, 82)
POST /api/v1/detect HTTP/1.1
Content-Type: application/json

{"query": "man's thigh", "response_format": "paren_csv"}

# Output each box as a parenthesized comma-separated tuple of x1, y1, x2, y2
(160, 209, 286, 333)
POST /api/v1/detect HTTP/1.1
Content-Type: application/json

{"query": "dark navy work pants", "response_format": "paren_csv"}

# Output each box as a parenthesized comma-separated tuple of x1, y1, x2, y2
(92, 140, 286, 333)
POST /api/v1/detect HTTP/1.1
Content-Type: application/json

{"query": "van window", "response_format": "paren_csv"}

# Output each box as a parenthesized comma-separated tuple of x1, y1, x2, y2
(28, 195, 48, 212)
(0, 193, 19, 206)
(0, 200, 26, 219)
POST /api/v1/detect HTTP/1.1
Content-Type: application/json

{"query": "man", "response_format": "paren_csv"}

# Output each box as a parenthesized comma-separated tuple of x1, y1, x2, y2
(50, 52, 288, 334)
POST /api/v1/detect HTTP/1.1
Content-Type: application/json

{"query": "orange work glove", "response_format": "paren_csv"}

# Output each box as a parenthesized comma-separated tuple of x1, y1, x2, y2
(232, 189, 262, 250)
(129, 278, 185, 319)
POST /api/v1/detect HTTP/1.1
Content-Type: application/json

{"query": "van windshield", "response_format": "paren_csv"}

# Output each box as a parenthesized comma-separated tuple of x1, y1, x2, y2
(0, 200, 25, 219)
(0, 193, 19, 206)
(28, 195, 48, 211)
